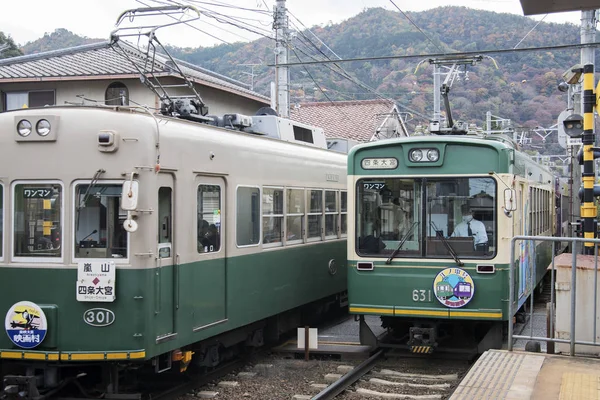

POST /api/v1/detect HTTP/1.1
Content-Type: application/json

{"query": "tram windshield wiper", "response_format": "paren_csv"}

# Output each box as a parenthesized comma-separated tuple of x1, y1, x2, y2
(386, 221, 419, 265)
(435, 230, 464, 266)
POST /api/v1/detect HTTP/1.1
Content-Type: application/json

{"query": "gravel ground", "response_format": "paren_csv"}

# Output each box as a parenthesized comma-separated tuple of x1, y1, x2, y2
(178, 352, 471, 400)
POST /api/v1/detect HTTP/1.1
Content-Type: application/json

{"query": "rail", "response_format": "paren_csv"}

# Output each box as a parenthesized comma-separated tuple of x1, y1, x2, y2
(312, 349, 384, 400)
(508, 235, 600, 355)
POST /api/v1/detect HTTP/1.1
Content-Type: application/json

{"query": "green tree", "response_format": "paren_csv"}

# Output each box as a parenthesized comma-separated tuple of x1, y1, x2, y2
(0, 31, 23, 59)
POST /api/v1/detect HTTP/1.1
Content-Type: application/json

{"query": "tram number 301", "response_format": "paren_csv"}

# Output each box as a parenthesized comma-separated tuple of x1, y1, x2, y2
(412, 289, 433, 302)
(83, 308, 116, 327)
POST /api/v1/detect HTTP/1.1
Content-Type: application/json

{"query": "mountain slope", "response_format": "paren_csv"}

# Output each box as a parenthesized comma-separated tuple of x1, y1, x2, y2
(10, 7, 584, 131)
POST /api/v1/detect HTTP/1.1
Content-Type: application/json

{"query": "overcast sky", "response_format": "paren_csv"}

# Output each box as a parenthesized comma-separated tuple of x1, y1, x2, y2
(0, 0, 585, 48)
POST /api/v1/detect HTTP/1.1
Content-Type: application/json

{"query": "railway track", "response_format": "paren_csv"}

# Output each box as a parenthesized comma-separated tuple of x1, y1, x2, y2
(312, 350, 468, 400)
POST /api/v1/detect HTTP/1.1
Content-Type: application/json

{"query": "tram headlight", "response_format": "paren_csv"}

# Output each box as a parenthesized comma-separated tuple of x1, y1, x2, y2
(409, 149, 423, 162)
(36, 119, 51, 136)
(17, 120, 32, 137)
(427, 149, 440, 162)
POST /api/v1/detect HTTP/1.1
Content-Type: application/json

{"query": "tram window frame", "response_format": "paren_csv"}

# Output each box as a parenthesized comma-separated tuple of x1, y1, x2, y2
(340, 191, 348, 237)
(324, 190, 338, 240)
(0, 183, 3, 261)
(72, 180, 131, 263)
(197, 184, 222, 254)
(286, 188, 305, 245)
(262, 186, 284, 248)
(12, 181, 64, 263)
(236, 186, 260, 247)
(307, 189, 324, 242)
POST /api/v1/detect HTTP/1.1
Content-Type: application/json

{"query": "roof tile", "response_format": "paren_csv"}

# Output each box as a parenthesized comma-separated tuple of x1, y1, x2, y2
(290, 99, 397, 142)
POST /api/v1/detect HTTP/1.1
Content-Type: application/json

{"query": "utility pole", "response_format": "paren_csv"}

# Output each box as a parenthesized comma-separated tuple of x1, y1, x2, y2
(580, 10, 597, 255)
(273, 0, 290, 118)
(433, 64, 441, 125)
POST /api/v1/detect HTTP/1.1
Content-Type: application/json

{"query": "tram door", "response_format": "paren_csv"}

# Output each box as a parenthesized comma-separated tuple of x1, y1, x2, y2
(193, 176, 226, 330)
(155, 173, 176, 339)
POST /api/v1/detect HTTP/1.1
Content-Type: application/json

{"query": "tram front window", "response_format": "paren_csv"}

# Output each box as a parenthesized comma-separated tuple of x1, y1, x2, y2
(13, 183, 62, 258)
(74, 184, 128, 259)
(356, 177, 496, 258)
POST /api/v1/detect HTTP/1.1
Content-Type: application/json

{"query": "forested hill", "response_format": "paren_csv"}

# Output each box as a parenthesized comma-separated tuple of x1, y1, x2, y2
(4, 6, 586, 129)
(166, 6, 583, 130)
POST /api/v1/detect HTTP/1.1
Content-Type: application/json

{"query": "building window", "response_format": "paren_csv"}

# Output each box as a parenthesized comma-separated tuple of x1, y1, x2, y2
(105, 82, 129, 106)
(237, 186, 260, 246)
(13, 183, 62, 259)
(4, 90, 55, 111)
(198, 185, 221, 253)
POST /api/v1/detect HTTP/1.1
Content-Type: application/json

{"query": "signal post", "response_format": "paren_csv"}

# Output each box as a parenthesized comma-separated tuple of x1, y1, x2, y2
(582, 64, 597, 255)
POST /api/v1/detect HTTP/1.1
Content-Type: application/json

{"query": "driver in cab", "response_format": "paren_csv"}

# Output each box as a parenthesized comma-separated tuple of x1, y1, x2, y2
(451, 204, 488, 251)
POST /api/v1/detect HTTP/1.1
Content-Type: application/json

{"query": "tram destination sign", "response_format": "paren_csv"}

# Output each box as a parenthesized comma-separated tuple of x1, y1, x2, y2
(76, 261, 116, 302)
(361, 157, 398, 169)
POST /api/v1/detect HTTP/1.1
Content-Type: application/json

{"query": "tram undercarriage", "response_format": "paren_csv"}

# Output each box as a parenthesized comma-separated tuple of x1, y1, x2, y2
(358, 315, 504, 356)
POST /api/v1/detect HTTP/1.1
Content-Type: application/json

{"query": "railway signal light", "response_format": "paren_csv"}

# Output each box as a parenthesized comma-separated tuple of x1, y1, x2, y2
(562, 114, 584, 138)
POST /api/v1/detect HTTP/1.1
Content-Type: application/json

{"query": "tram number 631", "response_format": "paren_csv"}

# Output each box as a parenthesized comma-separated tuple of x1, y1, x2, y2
(83, 308, 116, 327)
(412, 289, 432, 302)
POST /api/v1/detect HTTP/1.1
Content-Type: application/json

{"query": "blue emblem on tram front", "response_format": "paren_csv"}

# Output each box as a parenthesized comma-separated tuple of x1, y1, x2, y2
(5, 301, 48, 349)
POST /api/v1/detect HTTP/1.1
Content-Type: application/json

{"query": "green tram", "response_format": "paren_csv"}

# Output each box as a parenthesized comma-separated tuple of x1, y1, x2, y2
(347, 134, 562, 353)
(0, 106, 348, 397)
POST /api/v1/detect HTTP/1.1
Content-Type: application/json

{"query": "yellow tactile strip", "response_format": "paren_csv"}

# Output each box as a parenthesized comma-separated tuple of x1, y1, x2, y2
(559, 373, 600, 400)
(450, 350, 545, 399)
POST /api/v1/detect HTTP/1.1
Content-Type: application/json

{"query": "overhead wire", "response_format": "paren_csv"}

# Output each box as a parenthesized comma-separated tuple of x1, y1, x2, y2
(168, 0, 275, 39)
(388, 0, 446, 54)
(269, 41, 591, 67)
(287, 10, 341, 60)
(289, 46, 353, 120)
(514, 14, 548, 49)
(291, 43, 430, 120)
(135, 0, 234, 44)
(286, 13, 430, 120)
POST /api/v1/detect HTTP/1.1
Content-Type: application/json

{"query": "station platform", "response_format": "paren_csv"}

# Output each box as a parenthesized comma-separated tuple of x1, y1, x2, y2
(450, 349, 600, 399)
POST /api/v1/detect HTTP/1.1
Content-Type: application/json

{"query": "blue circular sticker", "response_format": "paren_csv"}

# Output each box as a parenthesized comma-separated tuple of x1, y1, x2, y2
(433, 268, 475, 308)
(5, 301, 48, 349)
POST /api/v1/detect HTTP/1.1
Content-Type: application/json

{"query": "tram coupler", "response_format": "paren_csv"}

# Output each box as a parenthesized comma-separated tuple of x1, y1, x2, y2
(2, 375, 42, 400)
(408, 327, 437, 354)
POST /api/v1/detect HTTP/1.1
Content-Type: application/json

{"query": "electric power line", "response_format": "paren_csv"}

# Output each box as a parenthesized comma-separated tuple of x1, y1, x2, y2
(388, 0, 446, 54)
(269, 41, 593, 67)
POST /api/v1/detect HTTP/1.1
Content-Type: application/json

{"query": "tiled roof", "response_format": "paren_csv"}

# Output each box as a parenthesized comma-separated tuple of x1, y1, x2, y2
(290, 99, 397, 142)
(0, 41, 268, 103)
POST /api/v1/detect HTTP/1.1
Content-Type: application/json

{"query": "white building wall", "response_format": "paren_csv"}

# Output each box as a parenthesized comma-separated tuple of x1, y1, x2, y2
(1, 77, 268, 116)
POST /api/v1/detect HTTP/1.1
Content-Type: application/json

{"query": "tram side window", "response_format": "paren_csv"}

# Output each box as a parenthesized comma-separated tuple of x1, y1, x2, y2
(308, 190, 323, 241)
(237, 187, 260, 246)
(158, 187, 172, 258)
(287, 188, 305, 244)
(340, 191, 347, 236)
(198, 185, 221, 253)
(74, 184, 128, 259)
(13, 184, 62, 258)
(325, 190, 338, 238)
(262, 187, 283, 246)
